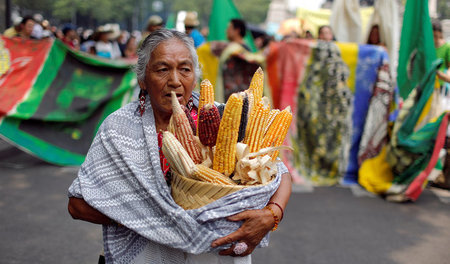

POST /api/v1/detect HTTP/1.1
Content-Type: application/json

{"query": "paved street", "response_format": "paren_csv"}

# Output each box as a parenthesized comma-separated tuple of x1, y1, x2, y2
(1, 140, 450, 264)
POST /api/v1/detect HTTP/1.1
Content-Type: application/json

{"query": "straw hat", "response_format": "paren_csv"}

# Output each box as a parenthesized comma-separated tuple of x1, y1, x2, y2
(147, 15, 163, 27)
(184, 12, 200, 27)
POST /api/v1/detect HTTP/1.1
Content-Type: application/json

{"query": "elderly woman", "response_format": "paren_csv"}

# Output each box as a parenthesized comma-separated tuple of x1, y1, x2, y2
(68, 29, 291, 264)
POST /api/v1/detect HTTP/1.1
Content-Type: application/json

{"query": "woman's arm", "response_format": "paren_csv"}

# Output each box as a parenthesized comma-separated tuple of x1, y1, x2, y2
(68, 197, 112, 225)
(211, 171, 292, 256)
(437, 70, 450, 83)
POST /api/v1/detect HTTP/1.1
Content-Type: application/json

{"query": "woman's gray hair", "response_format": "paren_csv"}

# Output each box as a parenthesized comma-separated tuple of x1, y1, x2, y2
(134, 29, 201, 82)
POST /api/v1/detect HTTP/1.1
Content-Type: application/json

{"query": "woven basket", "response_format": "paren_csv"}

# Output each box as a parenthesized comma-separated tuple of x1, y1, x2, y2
(171, 171, 253, 210)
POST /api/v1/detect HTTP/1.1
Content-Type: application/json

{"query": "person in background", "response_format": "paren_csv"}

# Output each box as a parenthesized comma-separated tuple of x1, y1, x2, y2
(200, 26, 209, 39)
(40, 19, 53, 39)
(226, 18, 250, 51)
(304, 30, 314, 39)
(3, 17, 22, 38)
(80, 30, 96, 55)
(62, 24, 80, 50)
(140, 15, 164, 46)
(433, 20, 450, 84)
(317, 25, 334, 42)
(50, 25, 64, 40)
(94, 26, 121, 59)
(15, 16, 35, 39)
(123, 34, 138, 58)
(117, 30, 130, 57)
(367, 24, 386, 47)
(184, 11, 205, 48)
(31, 13, 44, 39)
(254, 33, 271, 51)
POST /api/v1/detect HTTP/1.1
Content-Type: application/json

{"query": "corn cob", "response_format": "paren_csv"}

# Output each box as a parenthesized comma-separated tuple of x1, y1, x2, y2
(169, 91, 203, 164)
(198, 79, 215, 112)
(192, 164, 237, 185)
(161, 131, 195, 177)
(248, 67, 264, 104)
(198, 104, 221, 147)
(246, 92, 255, 116)
(260, 106, 293, 160)
(197, 80, 215, 136)
(264, 109, 280, 135)
(237, 92, 249, 142)
(243, 101, 270, 153)
(181, 104, 196, 135)
(213, 93, 243, 176)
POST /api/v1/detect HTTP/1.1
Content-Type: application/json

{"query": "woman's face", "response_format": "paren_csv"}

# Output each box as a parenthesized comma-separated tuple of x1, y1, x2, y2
(318, 27, 333, 42)
(368, 26, 380, 44)
(23, 20, 35, 37)
(140, 39, 196, 118)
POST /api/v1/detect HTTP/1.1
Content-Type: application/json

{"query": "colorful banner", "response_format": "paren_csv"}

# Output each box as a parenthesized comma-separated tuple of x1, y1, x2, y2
(263, 39, 392, 185)
(0, 37, 136, 165)
(296, 7, 373, 40)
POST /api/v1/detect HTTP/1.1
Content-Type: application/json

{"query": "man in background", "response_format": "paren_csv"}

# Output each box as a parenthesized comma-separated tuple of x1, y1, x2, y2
(184, 12, 205, 48)
(433, 20, 450, 84)
(226, 18, 250, 51)
(15, 16, 35, 39)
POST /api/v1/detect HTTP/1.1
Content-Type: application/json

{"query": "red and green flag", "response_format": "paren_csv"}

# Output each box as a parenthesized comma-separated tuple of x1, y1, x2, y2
(0, 37, 136, 166)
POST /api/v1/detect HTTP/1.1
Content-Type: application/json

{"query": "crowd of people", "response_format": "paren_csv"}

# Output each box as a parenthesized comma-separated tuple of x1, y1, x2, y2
(2, 12, 348, 60)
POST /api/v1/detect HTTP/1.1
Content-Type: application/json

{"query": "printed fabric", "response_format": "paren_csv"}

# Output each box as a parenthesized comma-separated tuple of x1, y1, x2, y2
(294, 41, 352, 185)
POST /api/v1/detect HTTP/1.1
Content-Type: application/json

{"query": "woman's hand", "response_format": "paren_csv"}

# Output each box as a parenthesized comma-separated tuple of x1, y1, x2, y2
(211, 172, 291, 257)
(211, 208, 275, 257)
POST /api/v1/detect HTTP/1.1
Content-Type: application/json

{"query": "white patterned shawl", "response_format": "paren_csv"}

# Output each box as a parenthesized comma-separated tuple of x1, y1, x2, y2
(68, 94, 285, 263)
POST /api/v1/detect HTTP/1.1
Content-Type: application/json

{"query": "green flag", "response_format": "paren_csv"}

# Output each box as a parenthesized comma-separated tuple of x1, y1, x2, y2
(397, 0, 436, 99)
(166, 13, 176, 29)
(207, 0, 256, 51)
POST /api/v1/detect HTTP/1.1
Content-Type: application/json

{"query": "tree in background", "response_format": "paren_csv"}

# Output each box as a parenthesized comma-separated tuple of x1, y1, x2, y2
(145, 0, 270, 27)
(437, 0, 450, 19)
(11, 0, 270, 31)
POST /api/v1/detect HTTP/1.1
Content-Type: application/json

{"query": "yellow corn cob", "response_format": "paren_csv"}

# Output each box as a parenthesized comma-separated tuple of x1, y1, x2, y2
(213, 93, 243, 176)
(243, 101, 270, 153)
(197, 79, 215, 132)
(248, 67, 264, 103)
(192, 164, 237, 185)
(264, 109, 280, 135)
(161, 131, 195, 177)
(169, 91, 203, 164)
(260, 106, 293, 160)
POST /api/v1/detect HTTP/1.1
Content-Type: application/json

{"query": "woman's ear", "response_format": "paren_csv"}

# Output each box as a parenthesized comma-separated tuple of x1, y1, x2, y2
(138, 79, 145, 90)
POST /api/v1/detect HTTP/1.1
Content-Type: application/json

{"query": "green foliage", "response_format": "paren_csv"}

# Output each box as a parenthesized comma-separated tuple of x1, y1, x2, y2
(437, 0, 450, 19)
(13, 0, 271, 29)
(170, 0, 211, 25)
(170, 0, 270, 26)
(235, 0, 271, 25)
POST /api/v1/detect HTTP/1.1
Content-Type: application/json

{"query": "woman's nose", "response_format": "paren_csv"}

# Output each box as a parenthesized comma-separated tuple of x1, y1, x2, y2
(168, 70, 181, 87)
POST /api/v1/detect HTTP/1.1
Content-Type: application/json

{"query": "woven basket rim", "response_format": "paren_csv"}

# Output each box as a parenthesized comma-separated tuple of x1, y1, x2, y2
(170, 170, 275, 210)
(172, 170, 274, 189)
